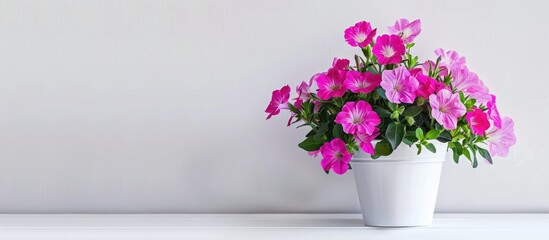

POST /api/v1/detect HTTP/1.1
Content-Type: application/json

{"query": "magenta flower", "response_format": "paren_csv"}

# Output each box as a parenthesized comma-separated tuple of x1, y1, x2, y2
(486, 117, 516, 157)
(372, 34, 406, 65)
(335, 101, 381, 135)
(387, 18, 421, 43)
(429, 89, 466, 130)
(487, 94, 502, 128)
(265, 85, 291, 120)
(355, 128, 380, 155)
(320, 138, 352, 175)
(344, 21, 377, 48)
(381, 66, 420, 104)
(316, 68, 347, 100)
(332, 58, 350, 71)
(415, 72, 446, 99)
(344, 70, 381, 94)
(466, 108, 491, 136)
(435, 48, 466, 73)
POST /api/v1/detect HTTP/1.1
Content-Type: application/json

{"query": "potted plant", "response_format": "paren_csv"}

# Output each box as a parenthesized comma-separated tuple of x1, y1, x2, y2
(265, 19, 516, 227)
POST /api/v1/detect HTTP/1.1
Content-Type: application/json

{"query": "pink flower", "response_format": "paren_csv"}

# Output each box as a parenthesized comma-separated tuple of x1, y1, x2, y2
(344, 21, 377, 48)
(335, 101, 380, 135)
(316, 68, 347, 100)
(466, 108, 490, 136)
(372, 34, 406, 65)
(415, 72, 446, 99)
(419, 60, 446, 77)
(265, 85, 291, 120)
(435, 48, 466, 73)
(387, 18, 421, 43)
(380, 66, 419, 104)
(355, 128, 380, 155)
(487, 94, 502, 129)
(344, 70, 381, 94)
(320, 138, 352, 175)
(486, 117, 516, 157)
(332, 58, 350, 71)
(429, 89, 466, 130)
(450, 66, 490, 104)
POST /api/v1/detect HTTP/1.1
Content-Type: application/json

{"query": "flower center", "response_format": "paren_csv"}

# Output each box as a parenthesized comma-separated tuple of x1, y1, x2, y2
(329, 82, 341, 91)
(382, 46, 395, 58)
(393, 83, 402, 92)
(351, 110, 363, 124)
(357, 81, 369, 89)
(335, 151, 343, 159)
(402, 28, 412, 39)
(439, 105, 449, 113)
(354, 33, 367, 43)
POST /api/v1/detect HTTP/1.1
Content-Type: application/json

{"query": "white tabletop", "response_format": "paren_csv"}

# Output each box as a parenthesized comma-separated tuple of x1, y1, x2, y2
(0, 214, 548, 240)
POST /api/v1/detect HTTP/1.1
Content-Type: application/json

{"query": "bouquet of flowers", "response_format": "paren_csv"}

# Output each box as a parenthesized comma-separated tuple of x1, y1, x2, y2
(265, 19, 516, 174)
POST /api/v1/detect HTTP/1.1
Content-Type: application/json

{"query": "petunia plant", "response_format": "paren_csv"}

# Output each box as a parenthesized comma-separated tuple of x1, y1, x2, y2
(265, 19, 516, 174)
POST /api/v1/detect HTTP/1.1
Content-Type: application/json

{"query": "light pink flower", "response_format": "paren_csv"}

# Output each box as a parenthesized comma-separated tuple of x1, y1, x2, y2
(355, 128, 380, 155)
(265, 85, 291, 120)
(316, 68, 347, 100)
(320, 138, 352, 175)
(415, 72, 446, 99)
(450, 66, 490, 104)
(372, 34, 406, 65)
(435, 48, 466, 73)
(418, 60, 446, 77)
(487, 94, 502, 129)
(380, 66, 419, 104)
(486, 117, 516, 157)
(387, 18, 421, 43)
(308, 150, 320, 157)
(344, 21, 377, 48)
(466, 108, 490, 136)
(335, 101, 380, 135)
(429, 89, 466, 130)
(344, 70, 381, 94)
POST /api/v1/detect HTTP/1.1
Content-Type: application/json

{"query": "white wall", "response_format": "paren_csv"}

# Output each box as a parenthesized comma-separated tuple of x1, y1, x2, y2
(0, 0, 547, 213)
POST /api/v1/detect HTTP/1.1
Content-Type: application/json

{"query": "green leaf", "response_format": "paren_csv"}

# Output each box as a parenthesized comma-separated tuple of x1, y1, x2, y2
(425, 129, 441, 140)
(332, 124, 344, 138)
(471, 147, 479, 168)
(416, 143, 422, 155)
(477, 146, 493, 164)
(452, 147, 460, 163)
(371, 154, 380, 159)
(453, 141, 463, 154)
(373, 107, 392, 118)
(465, 98, 477, 109)
(386, 122, 405, 150)
(298, 135, 327, 151)
(314, 123, 329, 140)
(288, 103, 300, 114)
(425, 143, 436, 153)
(402, 106, 422, 117)
(305, 129, 316, 137)
(375, 88, 387, 99)
(459, 91, 466, 103)
(415, 128, 424, 140)
(462, 148, 471, 161)
(436, 130, 452, 143)
(374, 140, 393, 156)
(414, 113, 425, 127)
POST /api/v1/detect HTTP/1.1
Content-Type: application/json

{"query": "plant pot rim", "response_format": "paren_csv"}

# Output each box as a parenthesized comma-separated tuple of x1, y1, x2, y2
(352, 141, 447, 162)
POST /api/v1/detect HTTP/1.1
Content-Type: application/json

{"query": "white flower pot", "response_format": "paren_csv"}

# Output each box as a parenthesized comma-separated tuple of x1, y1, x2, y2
(351, 141, 447, 227)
